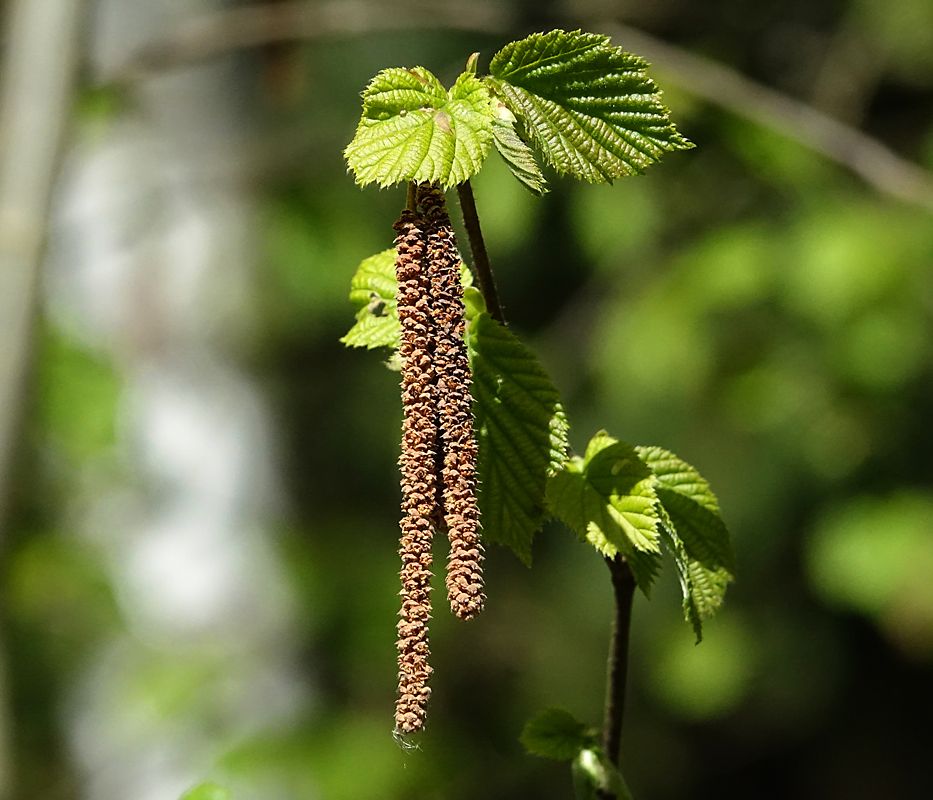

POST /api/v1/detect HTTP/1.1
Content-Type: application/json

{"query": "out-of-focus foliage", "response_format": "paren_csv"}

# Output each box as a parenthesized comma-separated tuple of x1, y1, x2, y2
(570, 749, 634, 800)
(807, 491, 933, 655)
(180, 784, 231, 800)
(6, 0, 933, 799)
(520, 707, 598, 761)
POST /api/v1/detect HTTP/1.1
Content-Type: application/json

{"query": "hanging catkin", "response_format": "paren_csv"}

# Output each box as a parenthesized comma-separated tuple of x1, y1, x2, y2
(419, 184, 485, 621)
(393, 208, 437, 735)
(392, 186, 485, 735)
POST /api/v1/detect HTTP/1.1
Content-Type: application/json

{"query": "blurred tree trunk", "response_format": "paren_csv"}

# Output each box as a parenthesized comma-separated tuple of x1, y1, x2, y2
(0, 0, 85, 796)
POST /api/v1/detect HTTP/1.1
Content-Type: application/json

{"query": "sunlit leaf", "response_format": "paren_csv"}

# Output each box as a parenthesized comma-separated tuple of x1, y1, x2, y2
(340, 249, 400, 350)
(467, 313, 569, 564)
(345, 68, 496, 188)
(547, 431, 662, 594)
(341, 249, 472, 352)
(488, 29, 693, 183)
(491, 116, 548, 195)
(637, 446, 734, 640)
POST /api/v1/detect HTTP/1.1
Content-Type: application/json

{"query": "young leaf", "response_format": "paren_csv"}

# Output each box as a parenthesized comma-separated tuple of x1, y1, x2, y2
(345, 68, 496, 189)
(341, 249, 472, 352)
(521, 708, 598, 761)
(462, 285, 486, 320)
(491, 116, 548, 195)
(466, 312, 569, 564)
(636, 446, 735, 640)
(487, 29, 693, 183)
(547, 431, 662, 594)
(341, 249, 400, 350)
(571, 749, 635, 800)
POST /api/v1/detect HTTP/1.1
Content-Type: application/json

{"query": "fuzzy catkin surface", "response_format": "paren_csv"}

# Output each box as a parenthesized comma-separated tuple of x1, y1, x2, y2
(419, 185, 485, 621)
(394, 208, 437, 735)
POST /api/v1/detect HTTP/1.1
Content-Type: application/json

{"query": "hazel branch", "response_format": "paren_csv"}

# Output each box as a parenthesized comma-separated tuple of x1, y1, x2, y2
(456, 180, 505, 325)
(602, 555, 637, 768)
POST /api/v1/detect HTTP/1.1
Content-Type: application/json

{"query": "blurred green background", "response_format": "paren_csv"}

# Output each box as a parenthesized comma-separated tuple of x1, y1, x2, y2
(2, 0, 933, 798)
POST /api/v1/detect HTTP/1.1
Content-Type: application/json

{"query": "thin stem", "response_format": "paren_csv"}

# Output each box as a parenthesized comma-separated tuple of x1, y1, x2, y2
(603, 555, 637, 767)
(456, 180, 505, 324)
(406, 180, 417, 212)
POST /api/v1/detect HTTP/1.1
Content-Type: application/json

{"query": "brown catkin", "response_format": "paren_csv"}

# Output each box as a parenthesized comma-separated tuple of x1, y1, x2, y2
(418, 184, 485, 621)
(394, 208, 437, 735)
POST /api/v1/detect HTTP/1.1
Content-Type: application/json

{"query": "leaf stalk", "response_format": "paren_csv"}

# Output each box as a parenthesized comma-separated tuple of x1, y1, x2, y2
(602, 555, 636, 769)
(456, 180, 505, 324)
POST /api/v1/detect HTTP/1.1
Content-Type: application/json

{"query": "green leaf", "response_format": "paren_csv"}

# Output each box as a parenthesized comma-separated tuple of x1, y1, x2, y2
(345, 68, 496, 189)
(636, 446, 734, 641)
(462, 285, 486, 320)
(547, 432, 662, 594)
(466, 312, 569, 564)
(521, 708, 598, 761)
(487, 29, 693, 183)
(340, 249, 400, 350)
(571, 749, 635, 800)
(491, 116, 548, 195)
(179, 784, 231, 800)
(341, 249, 473, 352)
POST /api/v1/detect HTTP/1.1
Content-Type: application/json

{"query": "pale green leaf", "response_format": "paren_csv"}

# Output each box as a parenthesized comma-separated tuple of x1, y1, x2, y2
(487, 29, 693, 183)
(341, 312, 400, 351)
(547, 431, 662, 594)
(636, 446, 735, 640)
(463, 285, 486, 320)
(345, 68, 495, 189)
(491, 116, 548, 195)
(466, 312, 569, 564)
(521, 708, 597, 761)
(571, 749, 635, 800)
(636, 446, 734, 570)
(459, 258, 474, 288)
(656, 513, 731, 642)
(340, 249, 473, 352)
(636, 446, 721, 514)
(340, 249, 400, 350)
(658, 489, 734, 572)
(179, 784, 231, 800)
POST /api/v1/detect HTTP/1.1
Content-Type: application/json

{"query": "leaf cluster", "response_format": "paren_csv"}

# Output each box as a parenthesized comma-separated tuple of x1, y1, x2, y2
(548, 436, 734, 641)
(342, 26, 728, 640)
(345, 29, 692, 193)
(342, 254, 732, 640)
